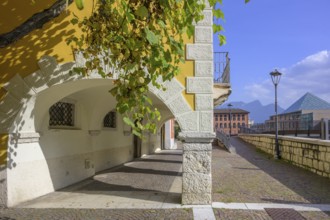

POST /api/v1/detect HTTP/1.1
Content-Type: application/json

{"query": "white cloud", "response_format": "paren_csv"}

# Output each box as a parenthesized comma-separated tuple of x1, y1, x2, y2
(244, 50, 330, 109)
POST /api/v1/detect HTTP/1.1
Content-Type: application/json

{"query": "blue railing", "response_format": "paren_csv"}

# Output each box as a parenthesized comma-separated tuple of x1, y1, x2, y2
(214, 52, 230, 83)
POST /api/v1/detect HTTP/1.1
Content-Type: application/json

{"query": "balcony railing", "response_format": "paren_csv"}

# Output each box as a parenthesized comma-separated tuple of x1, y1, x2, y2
(214, 52, 230, 83)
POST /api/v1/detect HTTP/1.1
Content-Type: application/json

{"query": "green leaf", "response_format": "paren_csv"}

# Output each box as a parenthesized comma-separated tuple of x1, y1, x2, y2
(126, 12, 135, 22)
(219, 34, 226, 46)
(123, 117, 135, 127)
(245, 0, 250, 3)
(132, 129, 142, 138)
(71, 18, 79, 25)
(157, 20, 166, 28)
(213, 8, 224, 19)
(75, 0, 84, 10)
(135, 5, 149, 18)
(213, 24, 223, 33)
(145, 29, 159, 45)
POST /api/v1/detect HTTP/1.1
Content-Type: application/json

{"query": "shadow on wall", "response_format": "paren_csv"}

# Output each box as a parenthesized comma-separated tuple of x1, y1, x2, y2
(0, 0, 56, 34)
(0, 2, 76, 88)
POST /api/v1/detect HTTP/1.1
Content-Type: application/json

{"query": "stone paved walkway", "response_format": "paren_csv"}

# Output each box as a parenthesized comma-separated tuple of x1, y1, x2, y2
(0, 149, 192, 219)
(16, 150, 183, 209)
(1, 137, 330, 219)
(212, 136, 330, 219)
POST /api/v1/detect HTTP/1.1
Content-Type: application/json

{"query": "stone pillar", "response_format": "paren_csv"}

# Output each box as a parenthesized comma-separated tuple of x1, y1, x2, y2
(0, 166, 7, 207)
(180, 132, 214, 205)
(322, 118, 329, 140)
(0, 133, 8, 207)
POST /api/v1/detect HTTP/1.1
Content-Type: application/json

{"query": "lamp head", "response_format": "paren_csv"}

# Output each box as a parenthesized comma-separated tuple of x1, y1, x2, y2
(270, 69, 282, 85)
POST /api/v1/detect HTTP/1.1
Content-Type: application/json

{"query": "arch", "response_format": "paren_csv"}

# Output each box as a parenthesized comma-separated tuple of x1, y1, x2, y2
(0, 55, 194, 134)
(0, 56, 197, 206)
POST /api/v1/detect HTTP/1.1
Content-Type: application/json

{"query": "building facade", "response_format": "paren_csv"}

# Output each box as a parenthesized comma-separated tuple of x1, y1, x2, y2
(258, 93, 330, 134)
(0, 1, 231, 206)
(214, 108, 249, 135)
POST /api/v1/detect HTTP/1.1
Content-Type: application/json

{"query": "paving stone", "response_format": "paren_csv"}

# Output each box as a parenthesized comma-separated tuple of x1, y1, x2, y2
(265, 208, 306, 220)
(212, 137, 330, 204)
(0, 208, 194, 220)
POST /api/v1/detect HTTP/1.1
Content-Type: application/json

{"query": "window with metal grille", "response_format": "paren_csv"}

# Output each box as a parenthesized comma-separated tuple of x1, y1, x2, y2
(103, 111, 116, 128)
(49, 102, 75, 127)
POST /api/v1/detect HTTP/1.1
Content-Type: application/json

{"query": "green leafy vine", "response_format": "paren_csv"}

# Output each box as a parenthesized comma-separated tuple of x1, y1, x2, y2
(67, 0, 248, 138)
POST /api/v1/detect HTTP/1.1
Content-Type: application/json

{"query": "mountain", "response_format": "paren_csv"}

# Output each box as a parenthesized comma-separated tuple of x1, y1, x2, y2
(215, 100, 284, 123)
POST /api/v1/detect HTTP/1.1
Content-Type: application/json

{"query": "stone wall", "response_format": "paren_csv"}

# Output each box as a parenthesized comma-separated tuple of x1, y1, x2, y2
(239, 134, 330, 178)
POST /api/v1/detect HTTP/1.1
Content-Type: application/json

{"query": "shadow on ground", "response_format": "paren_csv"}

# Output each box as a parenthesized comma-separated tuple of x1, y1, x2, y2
(213, 137, 330, 218)
(232, 137, 330, 204)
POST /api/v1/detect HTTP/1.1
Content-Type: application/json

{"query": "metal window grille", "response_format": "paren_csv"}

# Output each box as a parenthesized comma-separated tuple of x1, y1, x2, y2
(103, 111, 116, 128)
(49, 102, 75, 127)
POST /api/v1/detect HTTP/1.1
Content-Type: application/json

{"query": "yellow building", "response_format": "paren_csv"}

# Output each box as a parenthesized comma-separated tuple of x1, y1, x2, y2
(0, 1, 230, 206)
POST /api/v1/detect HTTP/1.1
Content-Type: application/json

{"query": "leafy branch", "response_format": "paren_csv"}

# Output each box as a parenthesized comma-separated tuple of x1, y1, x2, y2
(67, 0, 244, 138)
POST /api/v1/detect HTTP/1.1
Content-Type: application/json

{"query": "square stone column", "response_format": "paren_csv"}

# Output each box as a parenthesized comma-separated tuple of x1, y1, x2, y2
(179, 132, 214, 205)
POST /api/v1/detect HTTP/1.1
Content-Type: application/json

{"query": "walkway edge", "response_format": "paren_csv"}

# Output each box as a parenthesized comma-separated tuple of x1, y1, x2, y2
(193, 206, 216, 220)
(212, 202, 330, 211)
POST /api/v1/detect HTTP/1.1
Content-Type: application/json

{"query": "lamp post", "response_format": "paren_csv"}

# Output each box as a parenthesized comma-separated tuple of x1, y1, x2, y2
(270, 69, 282, 159)
(228, 103, 233, 137)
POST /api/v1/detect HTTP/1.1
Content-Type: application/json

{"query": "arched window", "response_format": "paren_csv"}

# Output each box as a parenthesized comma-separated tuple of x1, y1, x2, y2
(103, 110, 117, 128)
(224, 123, 227, 128)
(233, 123, 236, 128)
(49, 101, 75, 127)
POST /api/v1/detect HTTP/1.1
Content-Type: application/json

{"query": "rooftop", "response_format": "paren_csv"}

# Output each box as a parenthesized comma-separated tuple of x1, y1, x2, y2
(282, 92, 330, 114)
(214, 108, 249, 114)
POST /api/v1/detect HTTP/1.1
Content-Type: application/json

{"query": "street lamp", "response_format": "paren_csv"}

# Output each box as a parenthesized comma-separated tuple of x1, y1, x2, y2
(228, 103, 233, 137)
(270, 69, 282, 159)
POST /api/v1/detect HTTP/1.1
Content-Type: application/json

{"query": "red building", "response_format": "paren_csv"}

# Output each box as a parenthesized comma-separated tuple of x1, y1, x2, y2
(214, 108, 249, 135)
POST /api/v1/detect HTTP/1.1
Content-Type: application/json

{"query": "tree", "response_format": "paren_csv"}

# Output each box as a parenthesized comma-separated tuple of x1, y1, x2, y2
(68, 0, 249, 137)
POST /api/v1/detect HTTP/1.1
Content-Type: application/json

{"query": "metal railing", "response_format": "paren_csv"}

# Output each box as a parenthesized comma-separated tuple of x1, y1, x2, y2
(216, 130, 231, 151)
(214, 52, 230, 83)
(240, 120, 329, 139)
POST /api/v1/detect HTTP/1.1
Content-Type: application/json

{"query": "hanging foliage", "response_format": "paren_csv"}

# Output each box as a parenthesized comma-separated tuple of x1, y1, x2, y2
(67, 0, 242, 138)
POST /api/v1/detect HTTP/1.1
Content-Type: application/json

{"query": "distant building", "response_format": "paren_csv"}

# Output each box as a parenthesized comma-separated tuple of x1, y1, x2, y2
(265, 92, 330, 131)
(214, 108, 249, 135)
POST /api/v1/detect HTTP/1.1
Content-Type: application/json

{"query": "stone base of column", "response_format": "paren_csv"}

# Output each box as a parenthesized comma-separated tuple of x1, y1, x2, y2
(0, 165, 7, 207)
(182, 172, 212, 204)
(179, 132, 214, 205)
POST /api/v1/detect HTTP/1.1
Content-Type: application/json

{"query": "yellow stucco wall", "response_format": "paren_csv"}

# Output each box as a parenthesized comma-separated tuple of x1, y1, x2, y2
(0, 134, 8, 166)
(0, 0, 93, 87)
(0, 0, 57, 34)
(0, 0, 194, 106)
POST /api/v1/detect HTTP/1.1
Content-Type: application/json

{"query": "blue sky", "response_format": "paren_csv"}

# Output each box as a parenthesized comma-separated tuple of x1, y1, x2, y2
(213, 0, 330, 109)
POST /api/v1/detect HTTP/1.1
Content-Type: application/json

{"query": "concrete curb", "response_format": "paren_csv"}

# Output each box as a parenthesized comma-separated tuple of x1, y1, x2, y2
(212, 202, 330, 211)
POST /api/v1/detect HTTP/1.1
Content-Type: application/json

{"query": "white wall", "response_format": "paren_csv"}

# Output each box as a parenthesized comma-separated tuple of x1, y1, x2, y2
(164, 119, 175, 149)
(7, 84, 133, 206)
(7, 81, 174, 206)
